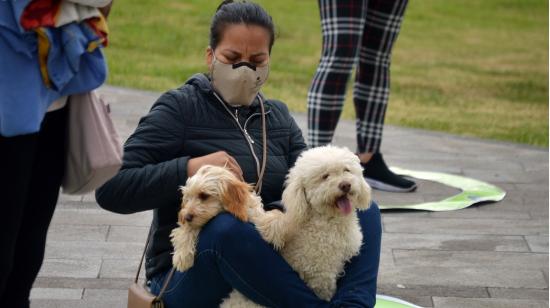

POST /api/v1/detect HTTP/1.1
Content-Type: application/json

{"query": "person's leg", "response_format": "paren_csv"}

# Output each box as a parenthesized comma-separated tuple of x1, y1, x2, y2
(354, 0, 408, 154)
(353, 0, 416, 192)
(331, 202, 381, 308)
(307, 0, 367, 148)
(0, 107, 67, 307)
(150, 212, 329, 308)
(0, 134, 38, 299)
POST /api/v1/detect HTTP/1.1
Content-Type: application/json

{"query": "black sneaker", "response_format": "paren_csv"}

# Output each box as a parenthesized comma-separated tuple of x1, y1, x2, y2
(362, 153, 417, 192)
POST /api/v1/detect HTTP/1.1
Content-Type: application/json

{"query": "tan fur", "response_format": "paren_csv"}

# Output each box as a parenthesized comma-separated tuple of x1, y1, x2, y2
(222, 179, 253, 222)
(223, 145, 372, 307)
(170, 165, 264, 272)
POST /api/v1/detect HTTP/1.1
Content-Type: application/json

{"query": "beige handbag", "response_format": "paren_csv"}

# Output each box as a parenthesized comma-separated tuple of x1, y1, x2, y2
(62, 91, 123, 194)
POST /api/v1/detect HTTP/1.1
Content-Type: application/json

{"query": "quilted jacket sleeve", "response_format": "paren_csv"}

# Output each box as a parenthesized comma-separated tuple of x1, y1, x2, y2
(95, 91, 188, 214)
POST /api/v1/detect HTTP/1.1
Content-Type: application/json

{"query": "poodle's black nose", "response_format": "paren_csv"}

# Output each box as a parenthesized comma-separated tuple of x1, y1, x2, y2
(339, 181, 351, 193)
(185, 214, 194, 222)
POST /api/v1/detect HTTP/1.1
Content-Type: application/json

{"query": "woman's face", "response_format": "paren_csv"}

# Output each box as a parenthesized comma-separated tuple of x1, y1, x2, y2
(206, 24, 271, 68)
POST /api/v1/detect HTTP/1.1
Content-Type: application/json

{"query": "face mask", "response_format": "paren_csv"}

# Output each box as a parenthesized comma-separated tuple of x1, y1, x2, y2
(210, 54, 269, 107)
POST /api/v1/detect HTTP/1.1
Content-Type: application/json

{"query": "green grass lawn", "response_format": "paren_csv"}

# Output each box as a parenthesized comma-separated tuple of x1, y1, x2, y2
(104, 0, 548, 147)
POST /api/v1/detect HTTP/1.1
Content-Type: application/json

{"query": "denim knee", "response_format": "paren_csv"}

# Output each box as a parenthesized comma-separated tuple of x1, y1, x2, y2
(362, 201, 380, 221)
(358, 201, 381, 243)
(197, 212, 260, 253)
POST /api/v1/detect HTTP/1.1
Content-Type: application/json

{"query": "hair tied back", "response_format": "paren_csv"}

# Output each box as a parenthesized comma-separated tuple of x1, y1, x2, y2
(217, 0, 235, 11)
(210, 0, 276, 53)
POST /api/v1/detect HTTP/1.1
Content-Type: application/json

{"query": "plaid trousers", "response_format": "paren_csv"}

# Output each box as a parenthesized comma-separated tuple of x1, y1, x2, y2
(307, 0, 408, 153)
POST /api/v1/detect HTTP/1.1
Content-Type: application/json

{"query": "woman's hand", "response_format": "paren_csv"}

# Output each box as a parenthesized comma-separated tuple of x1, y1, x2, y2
(187, 151, 244, 181)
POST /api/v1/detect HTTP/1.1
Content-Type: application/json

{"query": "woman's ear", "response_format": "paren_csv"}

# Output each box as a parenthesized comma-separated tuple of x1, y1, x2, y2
(206, 46, 214, 69)
(221, 177, 250, 222)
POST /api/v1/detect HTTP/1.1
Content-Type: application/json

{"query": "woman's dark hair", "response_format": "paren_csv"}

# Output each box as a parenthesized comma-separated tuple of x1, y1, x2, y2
(210, 0, 275, 52)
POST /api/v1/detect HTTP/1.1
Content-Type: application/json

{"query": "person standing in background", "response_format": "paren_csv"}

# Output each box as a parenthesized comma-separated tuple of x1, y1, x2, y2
(0, 1, 112, 306)
(308, 0, 416, 192)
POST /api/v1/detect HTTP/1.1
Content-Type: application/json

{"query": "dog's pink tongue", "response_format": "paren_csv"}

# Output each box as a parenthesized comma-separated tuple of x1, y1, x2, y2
(336, 197, 352, 215)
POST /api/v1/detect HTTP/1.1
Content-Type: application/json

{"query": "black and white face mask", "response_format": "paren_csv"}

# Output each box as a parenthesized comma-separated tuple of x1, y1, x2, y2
(210, 54, 269, 107)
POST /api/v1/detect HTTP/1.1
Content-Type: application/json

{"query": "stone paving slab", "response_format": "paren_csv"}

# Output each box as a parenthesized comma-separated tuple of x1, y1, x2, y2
(50, 208, 151, 227)
(382, 233, 531, 252)
(432, 297, 549, 308)
(525, 235, 550, 253)
(99, 259, 142, 279)
(383, 216, 547, 236)
(392, 250, 549, 269)
(34, 277, 133, 290)
(487, 287, 549, 301)
(30, 288, 84, 300)
(378, 283, 490, 299)
(38, 259, 102, 279)
(83, 288, 128, 301)
(30, 85, 548, 307)
(379, 266, 547, 289)
(46, 225, 109, 242)
(426, 207, 533, 220)
(106, 225, 149, 242)
(30, 298, 127, 308)
(44, 240, 143, 259)
(377, 284, 491, 308)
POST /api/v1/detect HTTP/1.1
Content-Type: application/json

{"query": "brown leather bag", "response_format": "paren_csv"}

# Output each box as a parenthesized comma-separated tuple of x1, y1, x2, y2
(127, 226, 175, 308)
(127, 283, 164, 308)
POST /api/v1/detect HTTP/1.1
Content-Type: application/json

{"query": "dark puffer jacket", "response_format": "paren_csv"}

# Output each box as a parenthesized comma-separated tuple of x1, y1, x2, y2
(95, 73, 307, 280)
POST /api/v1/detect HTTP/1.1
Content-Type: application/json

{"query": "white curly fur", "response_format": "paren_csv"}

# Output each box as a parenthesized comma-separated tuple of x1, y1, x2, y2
(222, 145, 372, 307)
(170, 165, 264, 272)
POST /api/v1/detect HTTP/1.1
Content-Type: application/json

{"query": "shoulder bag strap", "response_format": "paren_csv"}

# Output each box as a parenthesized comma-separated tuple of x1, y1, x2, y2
(135, 224, 175, 300)
(134, 225, 152, 284)
(254, 94, 268, 194)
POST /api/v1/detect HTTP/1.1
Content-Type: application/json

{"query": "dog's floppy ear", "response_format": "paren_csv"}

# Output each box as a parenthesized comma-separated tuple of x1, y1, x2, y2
(356, 178, 372, 210)
(177, 210, 186, 225)
(178, 186, 187, 206)
(281, 175, 309, 224)
(221, 177, 250, 222)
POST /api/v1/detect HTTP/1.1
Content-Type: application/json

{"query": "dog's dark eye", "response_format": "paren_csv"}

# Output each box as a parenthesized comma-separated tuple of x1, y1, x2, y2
(198, 192, 210, 200)
(322, 173, 329, 180)
(344, 168, 350, 172)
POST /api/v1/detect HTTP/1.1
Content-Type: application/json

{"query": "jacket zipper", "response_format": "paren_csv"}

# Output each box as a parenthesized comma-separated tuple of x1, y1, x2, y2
(236, 109, 255, 144)
(243, 110, 271, 133)
(213, 92, 261, 178)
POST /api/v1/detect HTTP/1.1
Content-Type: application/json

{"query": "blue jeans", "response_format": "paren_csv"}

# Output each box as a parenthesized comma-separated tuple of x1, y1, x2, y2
(150, 202, 382, 308)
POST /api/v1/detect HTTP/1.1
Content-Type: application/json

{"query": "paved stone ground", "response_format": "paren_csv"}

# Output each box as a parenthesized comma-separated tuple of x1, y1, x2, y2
(30, 86, 549, 308)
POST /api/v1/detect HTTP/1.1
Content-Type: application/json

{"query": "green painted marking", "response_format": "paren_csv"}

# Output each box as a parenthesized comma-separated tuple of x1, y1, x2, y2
(375, 295, 423, 308)
(378, 168, 506, 211)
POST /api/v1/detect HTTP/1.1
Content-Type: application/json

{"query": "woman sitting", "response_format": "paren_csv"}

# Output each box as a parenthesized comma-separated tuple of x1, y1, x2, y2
(96, 1, 381, 307)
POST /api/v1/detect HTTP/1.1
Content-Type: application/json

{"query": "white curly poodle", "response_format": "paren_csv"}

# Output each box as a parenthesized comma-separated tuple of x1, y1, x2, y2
(223, 145, 372, 307)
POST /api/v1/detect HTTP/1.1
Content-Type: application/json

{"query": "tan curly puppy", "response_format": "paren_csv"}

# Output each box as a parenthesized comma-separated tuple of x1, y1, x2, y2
(223, 145, 372, 307)
(170, 165, 263, 272)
